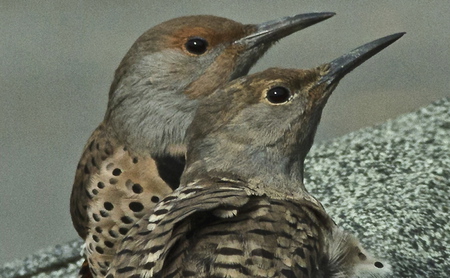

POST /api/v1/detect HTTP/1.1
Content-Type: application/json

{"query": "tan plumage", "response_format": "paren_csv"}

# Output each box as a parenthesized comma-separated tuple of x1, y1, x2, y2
(70, 13, 335, 277)
(106, 33, 404, 277)
(73, 123, 173, 276)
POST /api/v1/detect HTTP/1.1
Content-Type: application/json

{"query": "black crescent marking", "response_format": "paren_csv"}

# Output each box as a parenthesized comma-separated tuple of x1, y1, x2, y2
(153, 154, 186, 191)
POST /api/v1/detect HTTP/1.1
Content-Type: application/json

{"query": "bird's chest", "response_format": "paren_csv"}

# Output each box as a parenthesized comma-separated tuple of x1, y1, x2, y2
(84, 144, 174, 276)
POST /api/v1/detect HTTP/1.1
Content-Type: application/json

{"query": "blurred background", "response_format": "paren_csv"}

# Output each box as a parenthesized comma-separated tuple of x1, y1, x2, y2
(1, 0, 449, 264)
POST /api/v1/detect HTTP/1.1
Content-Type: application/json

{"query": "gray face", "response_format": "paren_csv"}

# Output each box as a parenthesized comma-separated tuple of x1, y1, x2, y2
(187, 67, 330, 151)
(182, 67, 333, 192)
(107, 48, 217, 155)
(102, 16, 267, 155)
(106, 41, 271, 156)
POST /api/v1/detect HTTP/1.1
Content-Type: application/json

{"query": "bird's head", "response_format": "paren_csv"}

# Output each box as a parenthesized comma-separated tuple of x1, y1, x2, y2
(184, 33, 405, 189)
(103, 13, 334, 154)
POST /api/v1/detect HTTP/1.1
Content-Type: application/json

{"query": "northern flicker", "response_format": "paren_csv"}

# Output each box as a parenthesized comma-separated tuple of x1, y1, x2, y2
(70, 13, 335, 277)
(106, 33, 404, 278)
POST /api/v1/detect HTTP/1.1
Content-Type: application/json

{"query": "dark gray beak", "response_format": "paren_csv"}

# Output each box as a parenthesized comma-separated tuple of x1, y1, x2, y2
(319, 32, 406, 87)
(235, 12, 335, 47)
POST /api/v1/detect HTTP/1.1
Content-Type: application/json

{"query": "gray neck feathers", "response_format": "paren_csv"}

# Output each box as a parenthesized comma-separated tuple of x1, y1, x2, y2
(105, 49, 218, 155)
(182, 136, 306, 196)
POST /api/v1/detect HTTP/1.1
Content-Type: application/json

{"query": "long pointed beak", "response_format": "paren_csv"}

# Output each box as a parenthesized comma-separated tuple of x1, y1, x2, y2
(235, 12, 335, 47)
(319, 32, 405, 86)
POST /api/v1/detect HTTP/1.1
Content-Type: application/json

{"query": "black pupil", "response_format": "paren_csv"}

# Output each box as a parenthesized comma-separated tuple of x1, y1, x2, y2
(185, 38, 208, 55)
(266, 87, 290, 103)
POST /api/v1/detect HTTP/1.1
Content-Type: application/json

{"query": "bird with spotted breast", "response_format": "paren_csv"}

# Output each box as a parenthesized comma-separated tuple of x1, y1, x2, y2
(70, 13, 335, 277)
(106, 33, 404, 278)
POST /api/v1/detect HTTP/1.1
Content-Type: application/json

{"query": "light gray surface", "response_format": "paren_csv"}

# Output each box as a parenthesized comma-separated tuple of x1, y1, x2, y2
(1, 98, 448, 277)
(305, 97, 450, 277)
(0, 239, 83, 278)
(1, 0, 449, 265)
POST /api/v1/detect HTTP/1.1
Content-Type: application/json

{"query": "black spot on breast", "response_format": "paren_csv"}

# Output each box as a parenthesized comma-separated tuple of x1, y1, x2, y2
(95, 246, 104, 254)
(121, 216, 133, 224)
(104, 241, 114, 248)
(97, 182, 105, 189)
(132, 157, 138, 163)
(152, 154, 185, 190)
(104, 202, 114, 211)
(108, 230, 118, 238)
(151, 196, 160, 203)
(112, 168, 122, 176)
(119, 227, 129, 235)
(374, 261, 384, 268)
(92, 214, 100, 222)
(129, 202, 144, 212)
(132, 183, 143, 194)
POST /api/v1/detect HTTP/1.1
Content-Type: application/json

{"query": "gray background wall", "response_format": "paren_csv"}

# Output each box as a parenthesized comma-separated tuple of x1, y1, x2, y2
(1, 1, 449, 264)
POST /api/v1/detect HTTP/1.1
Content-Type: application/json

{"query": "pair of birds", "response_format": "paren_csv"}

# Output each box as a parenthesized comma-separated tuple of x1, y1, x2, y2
(70, 12, 404, 278)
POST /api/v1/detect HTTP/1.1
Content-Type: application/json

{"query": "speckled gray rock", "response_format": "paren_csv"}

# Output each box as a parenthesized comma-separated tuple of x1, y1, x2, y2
(1, 97, 448, 278)
(0, 239, 83, 278)
(305, 97, 449, 277)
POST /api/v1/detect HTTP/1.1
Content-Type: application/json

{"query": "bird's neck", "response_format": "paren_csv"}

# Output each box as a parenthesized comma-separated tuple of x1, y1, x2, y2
(104, 78, 199, 157)
(181, 138, 308, 196)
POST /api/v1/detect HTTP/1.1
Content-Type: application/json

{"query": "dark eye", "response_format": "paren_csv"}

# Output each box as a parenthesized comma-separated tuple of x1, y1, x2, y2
(185, 37, 208, 55)
(266, 86, 291, 104)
